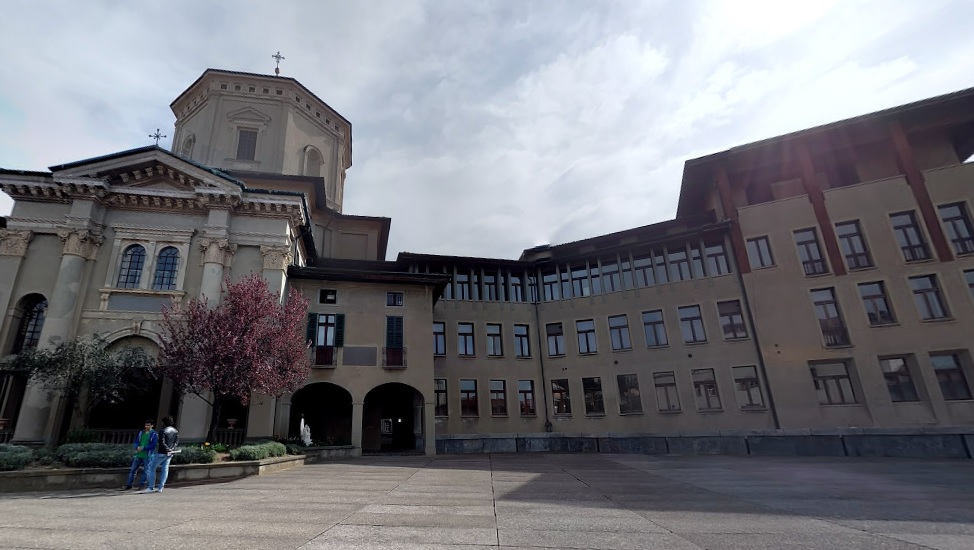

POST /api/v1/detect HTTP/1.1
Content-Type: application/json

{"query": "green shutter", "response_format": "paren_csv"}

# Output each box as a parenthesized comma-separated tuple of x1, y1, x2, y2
(306, 313, 317, 343)
(334, 314, 345, 347)
(386, 316, 404, 349)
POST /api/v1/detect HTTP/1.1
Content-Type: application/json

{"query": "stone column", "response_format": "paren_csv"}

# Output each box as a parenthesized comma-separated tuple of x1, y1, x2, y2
(197, 238, 236, 305)
(248, 244, 292, 440)
(246, 394, 276, 440)
(13, 229, 102, 444)
(351, 401, 364, 457)
(275, 393, 292, 439)
(0, 230, 33, 343)
(179, 236, 236, 442)
(259, 245, 292, 303)
(423, 401, 436, 455)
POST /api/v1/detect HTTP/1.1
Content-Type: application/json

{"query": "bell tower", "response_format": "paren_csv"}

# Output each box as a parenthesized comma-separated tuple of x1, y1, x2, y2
(169, 69, 352, 212)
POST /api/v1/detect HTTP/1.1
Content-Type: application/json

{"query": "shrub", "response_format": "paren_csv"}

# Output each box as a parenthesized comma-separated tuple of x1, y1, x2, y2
(285, 443, 304, 456)
(55, 443, 131, 468)
(54, 442, 217, 467)
(210, 443, 228, 453)
(172, 445, 215, 465)
(228, 441, 287, 461)
(0, 444, 33, 471)
(32, 447, 56, 466)
(65, 427, 98, 443)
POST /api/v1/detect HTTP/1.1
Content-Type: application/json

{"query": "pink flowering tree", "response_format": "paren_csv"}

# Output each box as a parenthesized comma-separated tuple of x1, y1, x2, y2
(157, 274, 311, 443)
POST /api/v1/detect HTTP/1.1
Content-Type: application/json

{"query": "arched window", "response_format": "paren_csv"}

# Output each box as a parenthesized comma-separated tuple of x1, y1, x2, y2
(12, 294, 47, 353)
(180, 135, 195, 158)
(152, 246, 180, 290)
(117, 244, 146, 288)
(304, 147, 322, 177)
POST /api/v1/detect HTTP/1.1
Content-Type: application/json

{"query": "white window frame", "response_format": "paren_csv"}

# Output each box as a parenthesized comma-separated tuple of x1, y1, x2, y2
(103, 226, 194, 294)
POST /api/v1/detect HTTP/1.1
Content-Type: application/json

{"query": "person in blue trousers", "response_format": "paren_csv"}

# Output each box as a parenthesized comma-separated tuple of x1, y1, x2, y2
(123, 419, 157, 490)
(142, 415, 178, 493)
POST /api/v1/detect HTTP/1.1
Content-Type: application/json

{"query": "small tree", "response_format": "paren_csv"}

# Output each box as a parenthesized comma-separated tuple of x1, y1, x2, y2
(3, 336, 156, 427)
(157, 273, 311, 443)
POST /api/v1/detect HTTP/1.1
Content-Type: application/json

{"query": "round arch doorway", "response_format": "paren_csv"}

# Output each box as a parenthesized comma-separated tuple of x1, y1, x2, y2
(289, 383, 352, 446)
(362, 383, 424, 453)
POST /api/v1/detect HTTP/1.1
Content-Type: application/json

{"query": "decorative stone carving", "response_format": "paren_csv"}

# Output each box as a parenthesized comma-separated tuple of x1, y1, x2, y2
(0, 229, 32, 257)
(260, 245, 292, 271)
(57, 228, 103, 259)
(199, 237, 237, 266)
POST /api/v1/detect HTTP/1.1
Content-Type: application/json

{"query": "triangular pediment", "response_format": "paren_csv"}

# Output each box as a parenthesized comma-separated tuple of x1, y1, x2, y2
(50, 147, 245, 195)
(227, 106, 272, 125)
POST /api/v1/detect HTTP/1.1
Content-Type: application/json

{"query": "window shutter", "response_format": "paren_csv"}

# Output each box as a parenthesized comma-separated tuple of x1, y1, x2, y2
(305, 313, 317, 343)
(334, 314, 345, 347)
(386, 316, 404, 349)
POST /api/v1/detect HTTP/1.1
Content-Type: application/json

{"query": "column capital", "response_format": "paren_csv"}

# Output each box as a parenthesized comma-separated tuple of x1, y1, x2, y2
(0, 229, 33, 257)
(199, 237, 237, 267)
(259, 245, 292, 271)
(56, 228, 103, 260)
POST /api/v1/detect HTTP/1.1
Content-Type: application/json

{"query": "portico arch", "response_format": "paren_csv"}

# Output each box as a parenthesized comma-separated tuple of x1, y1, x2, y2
(289, 382, 352, 446)
(362, 382, 425, 453)
(86, 336, 168, 440)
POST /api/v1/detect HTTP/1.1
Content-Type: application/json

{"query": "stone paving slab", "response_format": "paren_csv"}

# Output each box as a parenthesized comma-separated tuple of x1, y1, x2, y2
(1, 454, 973, 549)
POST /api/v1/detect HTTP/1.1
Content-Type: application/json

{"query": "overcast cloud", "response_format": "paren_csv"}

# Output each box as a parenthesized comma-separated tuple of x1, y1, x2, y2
(1, 1, 972, 259)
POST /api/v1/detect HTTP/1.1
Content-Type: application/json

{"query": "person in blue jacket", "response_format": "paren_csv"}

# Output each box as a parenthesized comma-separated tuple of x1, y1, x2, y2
(123, 419, 157, 490)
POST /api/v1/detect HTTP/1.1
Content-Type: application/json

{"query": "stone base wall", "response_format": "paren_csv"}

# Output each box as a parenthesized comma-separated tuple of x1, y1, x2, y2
(0, 455, 306, 493)
(435, 429, 974, 459)
(302, 446, 357, 462)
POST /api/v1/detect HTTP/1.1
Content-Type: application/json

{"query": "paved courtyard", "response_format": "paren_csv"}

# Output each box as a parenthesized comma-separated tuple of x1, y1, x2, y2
(0, 454, 972, 549)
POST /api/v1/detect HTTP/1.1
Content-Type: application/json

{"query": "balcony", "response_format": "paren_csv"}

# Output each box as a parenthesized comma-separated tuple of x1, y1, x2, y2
(845, 252, 873, 270)
(802, 259, 829, 276)
(821, 325, 851, 347)
(952, 237, 974, 255)
(901, 244, 930, 262)
(314, 346, 335, 367)
(382, 347, 406, 368)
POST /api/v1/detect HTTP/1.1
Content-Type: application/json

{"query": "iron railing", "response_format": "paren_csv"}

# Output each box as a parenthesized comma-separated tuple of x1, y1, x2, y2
(314, 345, 335, 367)
(382, 347, 406, 368)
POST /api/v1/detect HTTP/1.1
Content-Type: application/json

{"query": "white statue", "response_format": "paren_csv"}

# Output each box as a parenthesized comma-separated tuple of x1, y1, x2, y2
(299, 416, 312, 447)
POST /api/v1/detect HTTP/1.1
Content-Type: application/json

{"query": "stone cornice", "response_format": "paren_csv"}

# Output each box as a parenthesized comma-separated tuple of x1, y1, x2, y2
(111, 224, 196, 241)
(0, 229, 33, 257)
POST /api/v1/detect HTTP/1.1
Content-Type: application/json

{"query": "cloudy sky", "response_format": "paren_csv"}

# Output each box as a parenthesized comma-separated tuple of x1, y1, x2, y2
(1, 1, 972, 260)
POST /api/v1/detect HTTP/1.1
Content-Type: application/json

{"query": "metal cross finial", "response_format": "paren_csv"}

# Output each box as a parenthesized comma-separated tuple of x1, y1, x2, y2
(272, 51, 285, 75)
(149, 128, 167, 146)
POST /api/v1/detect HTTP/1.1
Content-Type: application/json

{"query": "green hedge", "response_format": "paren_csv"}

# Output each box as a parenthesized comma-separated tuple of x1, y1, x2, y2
(0, 444, 33, 471)
(56, 443, 132, 468)
(228, 441, 287, 461)
(172, 445, 216, 464)
(55, 443, 215, 468)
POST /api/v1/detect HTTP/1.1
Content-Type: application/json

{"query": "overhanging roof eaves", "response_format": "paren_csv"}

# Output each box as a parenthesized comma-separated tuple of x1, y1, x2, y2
(396, 251, 533, 268)
(287, 265, 451, 286)
(676, 84, 974, 216)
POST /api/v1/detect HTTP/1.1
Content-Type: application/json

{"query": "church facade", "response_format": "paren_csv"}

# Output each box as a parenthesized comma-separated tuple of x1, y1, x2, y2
(1, 69, 973, 455)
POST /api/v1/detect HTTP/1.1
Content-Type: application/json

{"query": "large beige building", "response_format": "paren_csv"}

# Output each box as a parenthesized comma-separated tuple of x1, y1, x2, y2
(1, 69, 972, 457)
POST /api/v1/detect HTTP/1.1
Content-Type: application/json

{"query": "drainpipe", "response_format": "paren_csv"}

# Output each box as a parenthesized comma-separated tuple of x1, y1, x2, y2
(732, 237, 781, 430)
(530, 269, 553, 432)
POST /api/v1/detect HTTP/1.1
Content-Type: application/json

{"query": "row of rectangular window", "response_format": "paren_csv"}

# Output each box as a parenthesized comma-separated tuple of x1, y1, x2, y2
(433, 301, 747, 359)
(415, 241, 731, 303)
(317, 289, 403, 307)
(435, 366, 766, 418)
(812, 272, 967, 347)
(310, 313, 405, 367)
(811, 352, 972, 405)
(747, 202, 974, 274)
